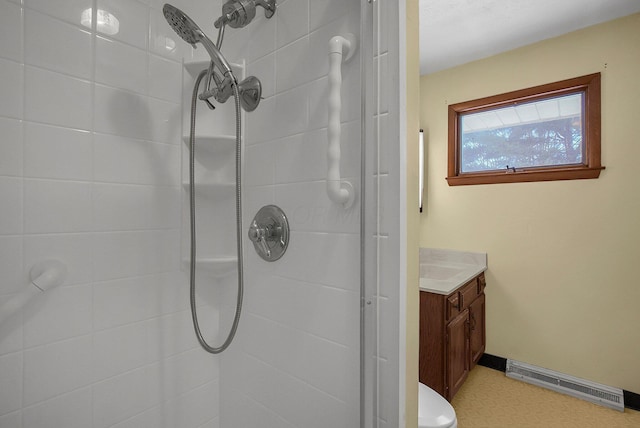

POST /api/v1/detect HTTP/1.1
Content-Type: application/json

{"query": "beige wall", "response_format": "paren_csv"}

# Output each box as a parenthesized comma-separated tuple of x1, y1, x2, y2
(406, 0, 420, 425)
(419, 13, 640, 393)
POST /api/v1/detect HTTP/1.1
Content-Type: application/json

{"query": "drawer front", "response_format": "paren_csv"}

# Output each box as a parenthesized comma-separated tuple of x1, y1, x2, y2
(458, 277, 479, 312)
(446, 273, 485, 321)
(477, 272, 486, 294)
(447, 294, 460, 320)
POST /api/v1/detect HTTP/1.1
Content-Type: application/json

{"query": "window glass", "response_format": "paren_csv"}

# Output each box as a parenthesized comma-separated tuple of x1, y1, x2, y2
(460, 93, 584, 173)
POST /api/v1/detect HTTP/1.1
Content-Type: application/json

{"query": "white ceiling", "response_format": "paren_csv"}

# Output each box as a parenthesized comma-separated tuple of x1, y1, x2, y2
(419, 0, 640, 75)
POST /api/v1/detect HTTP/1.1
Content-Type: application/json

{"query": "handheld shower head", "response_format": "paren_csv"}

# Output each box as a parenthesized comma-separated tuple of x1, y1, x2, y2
(163, 3, 263, 112)
(162, 3, 201, 45)
(163, 3, 233, 75)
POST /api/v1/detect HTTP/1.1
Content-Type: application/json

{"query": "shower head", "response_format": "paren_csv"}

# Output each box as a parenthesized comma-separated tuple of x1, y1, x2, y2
(163, 3, 263, 112)
(162, 3, 201, 45)
(163, 3, 233, 76)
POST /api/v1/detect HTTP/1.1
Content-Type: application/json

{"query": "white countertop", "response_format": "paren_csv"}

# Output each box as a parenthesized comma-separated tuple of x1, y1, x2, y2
(419, 248, 487, 295)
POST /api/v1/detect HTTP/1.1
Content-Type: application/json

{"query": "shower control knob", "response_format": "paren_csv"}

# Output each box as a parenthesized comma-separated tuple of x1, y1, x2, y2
(248, 220, 271, 258)
(248, 205, 289, 262)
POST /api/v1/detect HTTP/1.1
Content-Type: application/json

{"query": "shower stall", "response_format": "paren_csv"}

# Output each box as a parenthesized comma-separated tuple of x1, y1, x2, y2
(0, 0, 404, 427)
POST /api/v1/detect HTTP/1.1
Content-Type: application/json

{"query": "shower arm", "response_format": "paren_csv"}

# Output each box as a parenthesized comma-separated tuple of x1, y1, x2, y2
(254, 0, 276, 17)
(214, 0, 276, 29)
(215, 18, 226, 48)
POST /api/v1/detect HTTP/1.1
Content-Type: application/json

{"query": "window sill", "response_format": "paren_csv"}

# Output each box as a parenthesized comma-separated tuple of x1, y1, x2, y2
(446, 166, 605, 186)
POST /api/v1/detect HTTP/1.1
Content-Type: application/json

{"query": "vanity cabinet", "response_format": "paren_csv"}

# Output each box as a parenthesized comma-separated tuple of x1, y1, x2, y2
(419, 272, 486, 401)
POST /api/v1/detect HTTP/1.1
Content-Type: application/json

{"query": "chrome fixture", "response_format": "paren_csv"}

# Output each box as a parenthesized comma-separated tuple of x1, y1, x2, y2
(163, 4, 233, 75)
(248, 205, 289, 262)
(163, 2, 276, 354)
(163, 3, 262, 112)
(214, 0, 276, 29)
(186, 68, 244, 355)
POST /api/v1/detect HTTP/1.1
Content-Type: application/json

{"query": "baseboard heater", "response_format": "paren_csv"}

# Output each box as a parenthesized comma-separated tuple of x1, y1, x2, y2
(505, 359, 624, 412)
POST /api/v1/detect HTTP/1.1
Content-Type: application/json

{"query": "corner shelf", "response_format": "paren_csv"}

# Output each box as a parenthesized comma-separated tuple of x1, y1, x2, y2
(183, 257, 238, 277)
(181, 59, 245, 282)
(184, 60, 244, 79)
(182, 134, 237, 173)
(182, 181, 235, 190)
(182, 134, 236, 155)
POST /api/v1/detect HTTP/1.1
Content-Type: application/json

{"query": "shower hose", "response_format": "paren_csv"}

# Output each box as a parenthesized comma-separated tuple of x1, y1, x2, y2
(188, 69, 244, 354)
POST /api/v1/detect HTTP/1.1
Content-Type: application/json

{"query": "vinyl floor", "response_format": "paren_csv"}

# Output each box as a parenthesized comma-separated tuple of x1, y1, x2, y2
(450, 365, 640, 428)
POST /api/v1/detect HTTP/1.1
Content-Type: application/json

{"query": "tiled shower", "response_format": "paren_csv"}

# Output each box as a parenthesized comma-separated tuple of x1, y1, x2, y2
(0, 0, 403, 427)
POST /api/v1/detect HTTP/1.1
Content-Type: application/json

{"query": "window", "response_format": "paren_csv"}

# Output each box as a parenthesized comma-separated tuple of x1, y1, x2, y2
(447, 73, 604, 186)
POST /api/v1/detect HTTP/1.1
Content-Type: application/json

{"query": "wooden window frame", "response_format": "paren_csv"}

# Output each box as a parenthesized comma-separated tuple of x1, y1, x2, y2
(446, 73, 604, 186)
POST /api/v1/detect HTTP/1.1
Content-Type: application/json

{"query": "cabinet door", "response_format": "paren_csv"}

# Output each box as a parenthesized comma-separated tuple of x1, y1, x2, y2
(446, 309, 469, 400)
(470, 293, 486, 367)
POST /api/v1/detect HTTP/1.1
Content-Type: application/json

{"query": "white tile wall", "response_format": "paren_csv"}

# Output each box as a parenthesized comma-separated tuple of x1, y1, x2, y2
(146, 96, 182, 144)
(108, 406, 164, 428)
(92, 230, 180, 280)
(23, 233, 94, 286)
(24, 123, 93, 180)
(247, 52, 276, 99)
(158, 380, 220, 428)
(275, 37, 310, 92)
(22, 284, 93, 347)
(0, 237, 23, 296)
(0, 177, 23, 234)
(95, 36, 149, 94)
(0, 294, 24, 356)
(246, 13, 276, 63)
(0, 352, 22, 415)
(24, 179, 93, 233)
(0, 58, 23, 119)
(23, 0, 93, 27)
(92, 322, 150, 381)
(309, 0, 360, 33)
(275, 0, 309, 49)
(219, 0, 374, 426)
(97, 0, 150, 49)
(0, 411, 20, 428)
(0, 1, 23, 62)
(24, 66, 93, 130)
(0, 118, 23, 177)
(372, 1, 402, 426)
(23, 335, 93, 405)
(22, 387, 93, 428)
(148, 54, 183, 103)
(92, 364, 159, 428)
(273, 85, 309, 137)
(0, 0, 221, 426)
(92, 183, 180, 231)
(93, 133, 180, 185)
(93, 83, 150, 140)
(24, 9, 93, 79)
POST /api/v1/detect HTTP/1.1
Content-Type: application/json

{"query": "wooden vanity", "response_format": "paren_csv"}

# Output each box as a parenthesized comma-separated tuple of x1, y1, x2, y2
(418, 248, 487, 401)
